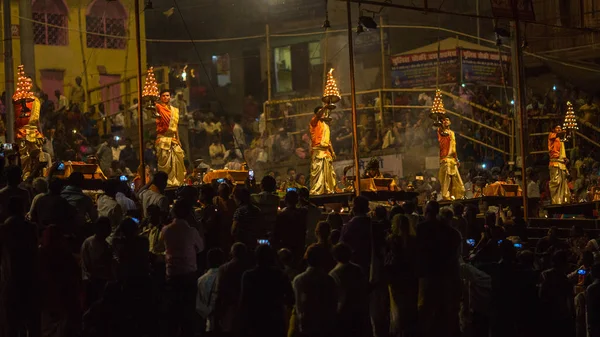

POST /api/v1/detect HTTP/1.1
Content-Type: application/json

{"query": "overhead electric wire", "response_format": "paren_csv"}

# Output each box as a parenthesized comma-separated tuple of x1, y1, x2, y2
(170, 0, 248, 164)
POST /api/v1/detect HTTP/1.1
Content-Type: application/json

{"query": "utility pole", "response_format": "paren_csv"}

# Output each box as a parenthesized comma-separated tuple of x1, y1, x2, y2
(4, 0, 16, 143)
(134, 0, 145, 183)
(19, 0, 36, 85)
(346, 0, 361, 196)
(476, 0, 481, 44)
(510, 0, 529, 220)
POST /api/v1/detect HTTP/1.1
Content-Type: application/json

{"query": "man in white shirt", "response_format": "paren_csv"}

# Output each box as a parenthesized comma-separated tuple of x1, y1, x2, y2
(96, 179, 124, 242)
(196, 248, 224, 333)
(80, 217, 114, 307)
(418, 92, 432, 107)
(230, 115, 246, 150)
(162, 199, 204, 337)
(138, 171, 170, 218)
(55, 89, 69, 113)
(111, 138, 126, 162)
(116, 189, 137, 215)
(173, 92, 192, 158)
(129, 99, 139, 126)
(111, 104, 126, 135)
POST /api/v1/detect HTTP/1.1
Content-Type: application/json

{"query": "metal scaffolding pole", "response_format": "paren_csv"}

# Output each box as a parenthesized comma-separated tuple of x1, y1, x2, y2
(134, 0, 145, 183)
(3, 0, 15, 143)
(346, 0, 361, 196)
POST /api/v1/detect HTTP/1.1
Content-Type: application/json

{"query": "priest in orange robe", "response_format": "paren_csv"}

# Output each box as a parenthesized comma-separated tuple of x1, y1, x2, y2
(309, 106, 337, 195)
(548, 124, 570, 204)
(438, 117, 464, 200)
(155, 89, 185, 186)
(14, 95, 47, 179)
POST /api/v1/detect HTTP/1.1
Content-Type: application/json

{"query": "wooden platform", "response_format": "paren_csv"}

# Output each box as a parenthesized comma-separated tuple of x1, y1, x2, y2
(439, 196, 523, 209)
(544, 201, 600, 219)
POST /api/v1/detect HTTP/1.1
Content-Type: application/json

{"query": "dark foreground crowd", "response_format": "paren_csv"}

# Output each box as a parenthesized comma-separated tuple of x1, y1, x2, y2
(0, 166, 600, 337)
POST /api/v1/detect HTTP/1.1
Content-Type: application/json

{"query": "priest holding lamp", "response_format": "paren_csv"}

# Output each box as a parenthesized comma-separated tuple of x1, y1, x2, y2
(430, 89, 464, 200)
(309, 68, 339, 195)
(154, 89, 186, 187)
(548, 124, 570, 204)
(549, 102, 578, 205)
(309, 105, 337, 195)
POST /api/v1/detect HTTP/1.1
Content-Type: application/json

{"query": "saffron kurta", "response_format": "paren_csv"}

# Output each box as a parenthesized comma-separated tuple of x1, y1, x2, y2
(155, 103, 185, 187)
(14, 97, 45, 180)
(438, 128, 465, 200)
(309, 115, 336, 195)
(548, 132, 570, 204)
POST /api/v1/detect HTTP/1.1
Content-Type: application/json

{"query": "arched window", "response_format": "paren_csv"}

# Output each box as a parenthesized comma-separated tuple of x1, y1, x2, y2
(86, 0, 127, 49)
(32, 0, 69, 46)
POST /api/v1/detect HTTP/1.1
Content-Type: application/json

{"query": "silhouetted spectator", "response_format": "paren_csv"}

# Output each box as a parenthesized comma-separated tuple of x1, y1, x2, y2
(536, 226, 568, 269)
(196, 248, 225, 333)
(251, 175, 280, 237)
(61, 172, 98, 229)
(162, 200, 204, 337)
(329, 243, 370, 337)
(213, 182, 237, 252)
(112, 218, 150, 284)
(31, 177, 73, 234)
(539, 250, 575, 337)
(240, 244, 294, 337)
(586, 263, 600, 337)
(214, 242, 251, 334)
(416, 201, 462, 337)
(341, 196, 372, 273)
(385, 214, 418, 337)
(0, 165, 31, 223)
(138, 171, 169, 218)
(299, 187, 321, 245)
(232, 187, 261, 250)
(293, 244, 337, 337)
(278, 248, 300, 282)
(28, 177, 48, 218)
(39, 225, 81, 337)
(81, 217, 114, 308)
(274, 190, 307, 266)
(97, 179, 123, 241)
(0, 197, 40, 337)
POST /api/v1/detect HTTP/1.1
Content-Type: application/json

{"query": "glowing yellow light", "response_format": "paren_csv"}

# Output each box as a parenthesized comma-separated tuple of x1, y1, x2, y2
(142, 67, 160, 98)
(322, 68, 341, 104)
(431, 89, 446, 115)
(563, 101, 578, 131)
(12, 65, 34, 102)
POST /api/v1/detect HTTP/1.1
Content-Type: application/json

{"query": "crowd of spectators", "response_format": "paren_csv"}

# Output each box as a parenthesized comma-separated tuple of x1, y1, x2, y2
(0, 162, 599, 337)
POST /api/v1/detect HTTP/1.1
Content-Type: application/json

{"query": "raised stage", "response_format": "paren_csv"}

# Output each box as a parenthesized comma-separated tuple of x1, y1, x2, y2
(543, 201, 600, 219)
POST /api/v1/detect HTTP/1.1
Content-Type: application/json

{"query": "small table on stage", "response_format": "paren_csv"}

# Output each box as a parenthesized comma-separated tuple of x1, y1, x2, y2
(47, 162, 106, 180)
(203, 170, 249, 184)
(483, 183, 522, 197)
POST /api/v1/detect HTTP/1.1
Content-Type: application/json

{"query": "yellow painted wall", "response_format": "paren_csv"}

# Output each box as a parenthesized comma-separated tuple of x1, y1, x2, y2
(0, 0, 146, 108)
